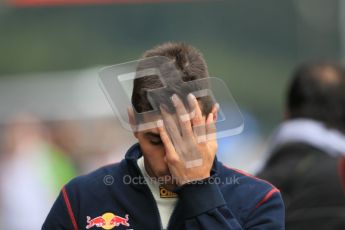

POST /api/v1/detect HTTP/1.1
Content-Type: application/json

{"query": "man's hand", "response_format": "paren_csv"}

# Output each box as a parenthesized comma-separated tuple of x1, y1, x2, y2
(157, 93, 218, 186)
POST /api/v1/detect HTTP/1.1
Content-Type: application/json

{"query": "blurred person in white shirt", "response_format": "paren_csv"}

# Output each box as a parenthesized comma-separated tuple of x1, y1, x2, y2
(0, 114, 76, 229)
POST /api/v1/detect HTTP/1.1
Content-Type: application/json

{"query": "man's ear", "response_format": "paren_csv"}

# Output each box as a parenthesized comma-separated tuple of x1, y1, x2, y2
(127, 107, 138, 139)
(211, 103, 219, 122)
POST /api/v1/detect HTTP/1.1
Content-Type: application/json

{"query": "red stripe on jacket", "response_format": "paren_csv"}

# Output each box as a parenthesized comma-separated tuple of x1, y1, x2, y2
(62, 187, 78, 230)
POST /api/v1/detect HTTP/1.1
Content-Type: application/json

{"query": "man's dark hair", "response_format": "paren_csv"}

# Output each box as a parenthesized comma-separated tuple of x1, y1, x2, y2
(287, 60, 345, 132)
(131, 42, 213, 117)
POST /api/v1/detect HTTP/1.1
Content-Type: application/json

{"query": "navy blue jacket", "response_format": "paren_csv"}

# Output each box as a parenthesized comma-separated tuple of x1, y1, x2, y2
(42, 144, 285, 230)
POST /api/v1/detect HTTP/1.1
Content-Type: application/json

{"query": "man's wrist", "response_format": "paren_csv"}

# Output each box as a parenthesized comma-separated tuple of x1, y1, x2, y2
(177, 174, 211, 186)
(174, 177, 226, 218)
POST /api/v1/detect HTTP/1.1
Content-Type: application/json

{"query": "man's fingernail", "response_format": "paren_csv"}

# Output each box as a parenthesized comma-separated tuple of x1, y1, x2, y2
(171, 94, 179, 107)
(188, 93, 196, 102)
(157, 120, 163, 127)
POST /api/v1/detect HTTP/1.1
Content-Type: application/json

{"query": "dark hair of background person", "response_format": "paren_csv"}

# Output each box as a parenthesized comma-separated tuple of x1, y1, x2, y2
(131, 42, 213, 118)
(287, 60, 345, 133)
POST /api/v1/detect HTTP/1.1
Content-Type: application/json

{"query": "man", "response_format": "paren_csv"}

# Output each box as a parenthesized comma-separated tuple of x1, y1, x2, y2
(43, 42, 284, 229)
(257, 61, 345, 229)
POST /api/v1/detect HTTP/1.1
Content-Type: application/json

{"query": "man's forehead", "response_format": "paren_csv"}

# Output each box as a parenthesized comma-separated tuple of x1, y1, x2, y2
(139, 111, 178, 135)
(141, 113, 162, 123)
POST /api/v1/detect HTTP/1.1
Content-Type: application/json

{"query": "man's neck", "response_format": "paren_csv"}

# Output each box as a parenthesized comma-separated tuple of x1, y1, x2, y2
(143, 157, 177, 191)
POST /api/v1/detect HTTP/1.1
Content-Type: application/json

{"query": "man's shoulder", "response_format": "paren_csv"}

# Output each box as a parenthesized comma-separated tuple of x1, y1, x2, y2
(219, 162, 277, 191)
(218, 162, 281, 214)
(64, 161, 125, 192)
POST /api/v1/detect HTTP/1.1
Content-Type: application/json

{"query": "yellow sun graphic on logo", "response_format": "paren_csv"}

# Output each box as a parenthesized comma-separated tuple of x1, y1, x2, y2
(101, 213, 116, 230)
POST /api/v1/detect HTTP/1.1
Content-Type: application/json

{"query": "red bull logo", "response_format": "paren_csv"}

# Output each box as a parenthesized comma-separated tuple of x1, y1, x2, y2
(86, 212, 130, 229)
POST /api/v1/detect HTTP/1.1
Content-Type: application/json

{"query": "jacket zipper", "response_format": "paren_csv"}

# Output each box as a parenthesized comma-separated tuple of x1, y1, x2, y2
(166, 201, 179, 230)
(133, 163, 164, 230)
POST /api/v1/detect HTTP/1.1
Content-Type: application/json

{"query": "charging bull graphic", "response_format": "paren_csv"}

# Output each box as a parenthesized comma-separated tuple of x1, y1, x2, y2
(86, 212, 129, 229)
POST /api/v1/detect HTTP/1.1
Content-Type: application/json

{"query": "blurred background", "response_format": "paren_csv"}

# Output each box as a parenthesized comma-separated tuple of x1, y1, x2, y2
(0, 0, 343, 228)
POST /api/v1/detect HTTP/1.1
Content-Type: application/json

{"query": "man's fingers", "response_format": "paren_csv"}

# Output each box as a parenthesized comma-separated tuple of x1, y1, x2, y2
(156, 120, 175, 153)
(206, 113, 217, 141)
(157, 119, 182, 165)
(187, 93, 205, 127)
(187, 93, 207, 142)
(171, 94, 193, 138)
(160, 105, 183, 145)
